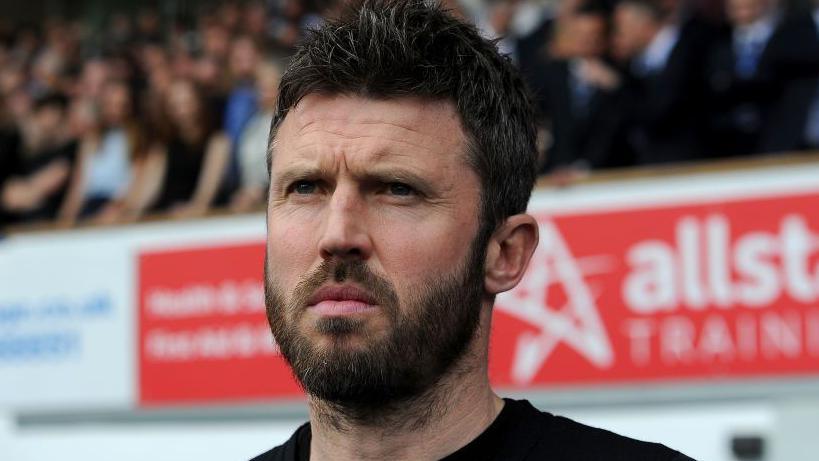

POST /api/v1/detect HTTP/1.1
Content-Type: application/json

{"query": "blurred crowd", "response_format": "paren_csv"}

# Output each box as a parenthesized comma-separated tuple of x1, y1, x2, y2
(505, 0, 819, 180)
(0, 0, 818, 229)
(0, 0, 331, 229)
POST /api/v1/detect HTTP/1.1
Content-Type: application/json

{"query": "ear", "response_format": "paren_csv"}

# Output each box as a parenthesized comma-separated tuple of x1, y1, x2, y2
(484, 214, 539, 295)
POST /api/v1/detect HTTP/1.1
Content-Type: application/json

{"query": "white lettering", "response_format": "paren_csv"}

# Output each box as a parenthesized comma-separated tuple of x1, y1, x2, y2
(145, 323, 278, 361)
(734, 233, 780, 307)
(622, 319, 655, 366)
(706, 216, 732, 307)
(660, 316, 696, 364)
(808, 311, 819, 357)
(678, 217, 708, 309)
(736, 314, 758, 360)
(781, 216, 817, 303)
(761, 311, 802, 359)
(698, 315, 735, 362)
(622, 309, 819, 366)
(623, 213, 819, 313)
(623, 242, 676, 313)
(146, 280, 265, 318)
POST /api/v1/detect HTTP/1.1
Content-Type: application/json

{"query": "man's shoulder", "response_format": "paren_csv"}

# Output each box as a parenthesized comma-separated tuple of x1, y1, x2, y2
(506, 399, 695, 461)
(249, 422, 309, 461)
(249, 402, 694, 461)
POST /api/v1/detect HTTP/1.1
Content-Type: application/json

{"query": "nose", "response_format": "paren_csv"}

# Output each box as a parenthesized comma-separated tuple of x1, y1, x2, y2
(318, 185, 373, 261)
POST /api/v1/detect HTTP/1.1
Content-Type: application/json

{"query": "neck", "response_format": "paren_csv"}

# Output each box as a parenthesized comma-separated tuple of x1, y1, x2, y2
(308, 311, 503, 461)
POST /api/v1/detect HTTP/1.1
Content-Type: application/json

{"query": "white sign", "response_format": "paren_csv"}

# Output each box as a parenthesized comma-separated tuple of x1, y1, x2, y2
(0, 215, 265, 411)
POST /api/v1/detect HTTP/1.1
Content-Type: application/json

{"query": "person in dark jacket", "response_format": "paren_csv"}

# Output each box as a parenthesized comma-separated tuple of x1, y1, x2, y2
(758, 1, 819, 153)
(703, 0, 784, 157)
(529, 0, 632, 173)
(613, 0, 707, 165)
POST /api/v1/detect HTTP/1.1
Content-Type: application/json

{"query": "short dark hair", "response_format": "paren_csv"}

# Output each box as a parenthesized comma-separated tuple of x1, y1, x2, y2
(617, 0, 668, 22)
(268, 0, 537, 234)
(575, 0, 611, 16)
(33, 92, 69, 113)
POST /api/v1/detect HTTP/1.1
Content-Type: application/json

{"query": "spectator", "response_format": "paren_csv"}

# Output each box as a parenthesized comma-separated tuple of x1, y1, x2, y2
(57, 80, 148, 226)
(704, 0, 782, 156)
(4, 0, 819, 231)
(613, 0, 705, 164)
(222, 35, 261, 198)
(201, 21, 232, 63)
(268, 0, 324, 51)
(244, 1, 271, 43)
(134, 7, 163, 44)
(0, 61, 29, 124)
(517, 0, 602, 75)
(529, 0, 630, 174)
(758, 0, 819, 152)
(140, 49, 176, 144)
(230, 60, 281, 212)
(0, 94, 23, 226)
(0, 93, 73, 225)
(76, 58, 111, 103)
(477, 0, 520, 61)
(145, 78, 230, 218)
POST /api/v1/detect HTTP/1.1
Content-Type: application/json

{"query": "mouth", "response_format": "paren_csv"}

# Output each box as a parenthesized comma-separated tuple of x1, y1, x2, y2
(306, 284, 379, 316)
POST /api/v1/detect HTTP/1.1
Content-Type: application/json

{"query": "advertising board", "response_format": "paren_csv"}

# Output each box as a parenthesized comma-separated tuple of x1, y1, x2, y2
(133, 164, 819, 405)
(4, 163, 819, 409)
(139, 242, 300, 405)
(0, 215, 266, 410)
(492, 188, 819, 388)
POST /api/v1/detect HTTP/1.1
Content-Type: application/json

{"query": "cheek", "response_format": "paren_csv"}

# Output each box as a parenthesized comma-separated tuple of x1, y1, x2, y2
(266, 218, 318, 290)
(381, 237, 453, 281)
(373, 214, 477, 291)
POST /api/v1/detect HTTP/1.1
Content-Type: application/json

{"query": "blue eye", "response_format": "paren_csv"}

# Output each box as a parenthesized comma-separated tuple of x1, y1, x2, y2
(293, 181, 316, 194)
(388, 183, 414, 196)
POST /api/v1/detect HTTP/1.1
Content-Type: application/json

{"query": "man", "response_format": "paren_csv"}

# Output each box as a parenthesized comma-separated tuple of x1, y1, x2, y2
(703, 0, 783, 156)
(612, 0, 705, 165)
(528, 0, 631, 174)
(1, 93, 73, 226)
(255, 1, 694, 460)
(758, 0, 819, 153)
(222, 35, 262, 200)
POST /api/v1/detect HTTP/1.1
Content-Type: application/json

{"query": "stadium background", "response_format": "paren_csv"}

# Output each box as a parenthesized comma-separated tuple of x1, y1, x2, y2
(2, 0, 819, 460)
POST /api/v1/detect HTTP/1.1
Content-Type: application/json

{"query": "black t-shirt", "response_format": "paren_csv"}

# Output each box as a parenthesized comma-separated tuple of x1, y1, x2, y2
(250, 399, 695, 461)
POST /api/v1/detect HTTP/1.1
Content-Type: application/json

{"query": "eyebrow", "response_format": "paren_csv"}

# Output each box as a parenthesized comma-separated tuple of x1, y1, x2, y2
(360, 168, 434, 195)
(272, 165, 436, 196)
(271, 165, 326, 193)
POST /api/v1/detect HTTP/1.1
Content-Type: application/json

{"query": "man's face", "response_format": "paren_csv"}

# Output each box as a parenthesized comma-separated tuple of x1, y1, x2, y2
(727, 0, 768, 27)
(566, 14, 608, 59)
(612, 6, 656, 61)
(265, 94, 487, 408)
(34, 105, 65, 138)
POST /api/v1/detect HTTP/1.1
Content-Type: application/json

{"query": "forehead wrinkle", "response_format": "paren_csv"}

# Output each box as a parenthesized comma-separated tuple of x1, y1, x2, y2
(273, 95, 474, 184)
(292, 125, 468, 172)
(303, 131, 451, 161)
(296, 119, 457, 150)
(293, 101, 465, 145)
(296, 115, 429, 134)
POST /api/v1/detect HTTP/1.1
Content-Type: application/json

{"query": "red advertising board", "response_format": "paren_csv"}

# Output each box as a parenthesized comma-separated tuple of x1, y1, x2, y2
(138, 189, 819, 405)
(490, 190, 819, 388)
(138, 242, 301, 406)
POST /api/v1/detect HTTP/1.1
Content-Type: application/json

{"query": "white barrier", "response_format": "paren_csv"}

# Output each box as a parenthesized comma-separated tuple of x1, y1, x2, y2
(2, 159, 819, 412)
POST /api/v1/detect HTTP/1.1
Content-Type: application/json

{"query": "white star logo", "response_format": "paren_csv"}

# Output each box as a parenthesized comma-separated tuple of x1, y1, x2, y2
(496, 219, 616, 384)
